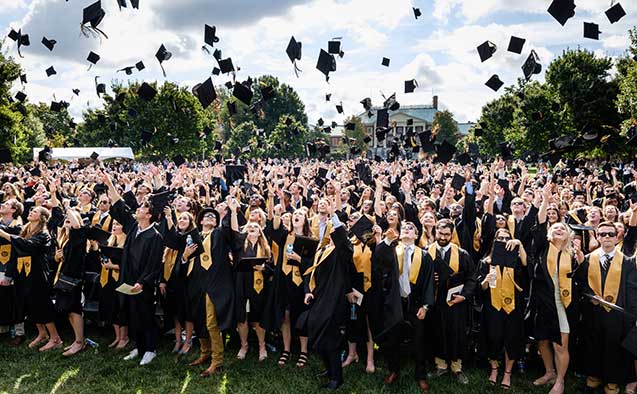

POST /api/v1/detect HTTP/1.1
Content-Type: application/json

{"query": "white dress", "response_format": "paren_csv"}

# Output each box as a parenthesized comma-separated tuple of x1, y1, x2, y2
(552, 269, 570, 334)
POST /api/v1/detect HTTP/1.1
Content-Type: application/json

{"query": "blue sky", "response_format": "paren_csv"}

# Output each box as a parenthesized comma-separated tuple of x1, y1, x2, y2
(1, 0, 635, 126)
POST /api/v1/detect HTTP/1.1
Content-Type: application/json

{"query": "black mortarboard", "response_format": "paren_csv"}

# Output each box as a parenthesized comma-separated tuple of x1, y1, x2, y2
(383, 92, 400, 111)
(227, 100, 237, 115)
(286, 36, 302, 77)
(350, 215, 374, 242)
(204, 24, 219, 46)
(155, 44, 172, 76)
(451, 173, 465, 190)
(317, 118, 325, 127)
(508, 36, 525, 54)
(0, 149, 12, 163)
(325, 93, 331, 101)
(117, 0, 127, 9)
(226, 165, 247, 185)
(95, 76, 106, 96)
(87, 51, 100, 65)
(376, 108, 389, 129)
(90, 151, 99, 160)
(606, 3, 626, 24)
(345, 122, 356, 131)
(404, 79, 418, 93)
(192, 77, 216, 109)
(41, 36, 56, 51)
(218, 58, 234, 74)
(29, 167, 42, 177)
(130, 0, 139, 9)
(568, 223, 594, 232)
(100, 245, 123, 265)
(584, 22, 600, 40)
(20, 74, 27, 84)
(88, 226, 110, 244)
(172, 154, 185, 167)
(140, 129, 153, 144)
(149, 190, 173, 220)
(233, 82, 253, 106)
(15, 91, 26, 103)
(235, 257, 269, 272)
(547, 0, 576, 26)
(436, 140, 457, 164)
(261, 85, 275, 101)
(316, 49, 336, 81)
(328, 39, 342, 55)
(522, 50, 542, 80)
(38, 146, 52, 162)
(492, 241, 518, 268)
(50, 101, 62, 112)
(135, 61, 145, 71)
(81, 1, 107, 38)
(137, 82, 157, 101)
(360, 97, 372, 111)
(485, 74, 503, 91)
(499, 142, 513, 160)
(381, 57, 390, 67)
(413, 7, 421, 19)
(72, 88, 80, 95)
(46, 66, 56, 77)
(477, 41, 497, 62)
(456, 152, 471, 166)
(336, 103, 343, 114)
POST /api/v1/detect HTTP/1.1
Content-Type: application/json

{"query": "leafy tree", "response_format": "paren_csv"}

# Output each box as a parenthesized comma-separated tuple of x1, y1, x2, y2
(473, 91, 515, 157)
(223, 121, 266, 159)
(432, 110, 460, 146)
(341, 115, 368, 156)
(28, 103, 75, 147)
(0, 42, 28, 163)
(266, 116, 308, 157)
(14, 113, 46, 163)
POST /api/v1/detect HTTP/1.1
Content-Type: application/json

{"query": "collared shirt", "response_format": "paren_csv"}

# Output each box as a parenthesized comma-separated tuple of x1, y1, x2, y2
(439, 243, 451, 259)
(135, 223, 154, 239)
(318, 217, 328, 241)
(399, 244, 413, 298)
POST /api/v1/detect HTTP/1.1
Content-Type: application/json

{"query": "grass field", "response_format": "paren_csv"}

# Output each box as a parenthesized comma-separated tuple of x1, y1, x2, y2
(0, 324, 586, 394)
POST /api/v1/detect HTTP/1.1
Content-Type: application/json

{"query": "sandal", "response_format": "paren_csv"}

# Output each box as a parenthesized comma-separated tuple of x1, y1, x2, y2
(63, 340, 86, 357)
(278, 351, 291, 366)
(116, 338, 129, 349)
(108, 338, 120, 348)
(39, 337, 63, 352)
(488, 367, 498, 386)
(28, 335, 49, 349)
(533, 370, 556, 386)
(172, 340, 183, 354)
(501, 370, 512, 391)
(296, 352, 309, 368)
(179, 339, 192, 355)
(237, 345, 248, 360)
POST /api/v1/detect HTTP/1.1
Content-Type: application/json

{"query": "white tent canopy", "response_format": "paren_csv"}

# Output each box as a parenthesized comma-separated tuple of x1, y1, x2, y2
(33, 147, 135, 161)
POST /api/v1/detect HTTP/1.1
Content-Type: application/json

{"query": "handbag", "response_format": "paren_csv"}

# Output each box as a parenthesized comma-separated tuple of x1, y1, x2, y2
(53, 274, 82, 293)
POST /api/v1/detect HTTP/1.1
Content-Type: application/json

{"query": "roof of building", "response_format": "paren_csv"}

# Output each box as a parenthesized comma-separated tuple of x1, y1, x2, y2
(357, 105, 439, 125)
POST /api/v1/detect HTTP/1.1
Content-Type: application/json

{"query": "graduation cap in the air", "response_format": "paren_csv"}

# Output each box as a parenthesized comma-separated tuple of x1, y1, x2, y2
(381, 57, 390, 67)
(336, 102, 344, 114)
(260, 85, 275, 102)
(325, 93, 331, 102)
(15, 91, 27, 103)
(8, 28, 30, 57)
(155, 44, 172, 77)
(456, 152, 471, 166)
(204, 24, 219, 47)
(547, 0, 576, 26)
(583, 22, 601, 40)
(606, 3, 626, 24)
(477, 41, 497, 62)
(192, 77, 216, 109)
(95, 76, 106, 97)
(218, 58, 235, 74)
(38, 146, 52, 162)
(20, 74, 27, 84)
(286, 36, 302, 77)
(0, 148, 12, 164)
(81, 1, 108, 39)
(118, 66, 135, 75)
(87, 51, 100, 69)
(485, 74, 504, 91)
(137, 82, 157, 101)
(413, 7, 421, 19)
(46, 66, 56, 77)
(328, 38, 344, 57)
(226, 165, 247, 185)
(383, 92, 400, 111)
(436, 140, 457, 164)
(41, 36, 56, 51)
(405, 79, 418, 94)
(376, 107, 389, 129)
(508, 36, 525, 54)
(360, 97, 372, 112)
(135, 61, 145, 71)
(499, 142, 514, 160)
(233, 82, 253, 106)
(316, 49, 336, 82)
(350, 214, 374, 243)
(522, 50, 542, 81)
(50, 101, 63, 112)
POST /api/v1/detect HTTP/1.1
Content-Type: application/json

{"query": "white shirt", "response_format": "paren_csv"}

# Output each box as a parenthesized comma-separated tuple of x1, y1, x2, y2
(399, 244, 413, 298)
(439, 243, 451, 259)
(135, 223, 154, 238)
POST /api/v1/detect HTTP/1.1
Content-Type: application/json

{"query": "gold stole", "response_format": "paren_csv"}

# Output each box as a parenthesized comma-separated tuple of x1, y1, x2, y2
(311, 215, 332, 248)
(100, 236, 123, 287)
(473, 218, 482, 252)
(252, 243, 267, 294)
(282, 233, 302, 286)
(489, 264, 522, 314)
(91, 212, 112, 231)
(352, 238, 372, 291)
(53, 232, 70, 285)
(588, 249, 623, 311)
(451, 227, 460, 247)
(507, 215, 516, 238)
(304, 243, 335, 292)
(189, 231, 212, 276)
(428, 243, 459, 273)
(17, 256, 31, 276)
(547, 244, 572, 308)
(163, 248, 179, 282)
(0, 219, 20, 265)
(79, 203, 92, 214)
(419, 230, 432, 248)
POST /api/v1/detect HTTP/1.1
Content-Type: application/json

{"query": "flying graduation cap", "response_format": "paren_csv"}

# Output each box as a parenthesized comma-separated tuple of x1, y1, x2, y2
(606, 3, 626, 24)
(328, 38, 344, 58)
(583, 22, 601, 40)
(81, 1, 108, 39)
(413, 7, 421, 19)
(404, 79, 418, 93)
(41, 36, 56, 51)
(477, 41, 497, 62)
(8, 28, 30, 57)
(192, 77, 216, 109)
(547, 0, 576, 26)
(45, 66, 56, 77)
(87, 51, 100, 69)
(485, 74, 504, 91)
(508, 36, 526, 54)
(286, 36, 302, 77)
(204, 24, 220, 47)
(522, 50, 542, 81)
(155, 44, 172, 77)
(316, 49, 336, 82)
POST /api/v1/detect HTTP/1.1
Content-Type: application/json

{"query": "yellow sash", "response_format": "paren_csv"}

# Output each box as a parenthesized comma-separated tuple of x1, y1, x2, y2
(17, 256, 31, 276)
(91, 212, 112, 231)
(451, 227, 460, 247)
(304, 243, 335, 292)
(253, 243, 267, 294)
(507, 215, 516, 238)
(418, 230, 432, 248)
(0, 244, 10, 265)
(547, 244, 572, 308)
(473, 218, 482, 252)
(163, 248, 178, 282)
(282, 233, 302, 286)
(489, 265, 522, 314)
(271, 241, 280, 267)
(588, 249, 623, 312)
(428, 243, 459, 273)
(310, 215, 332, 248)
(352, 238, 372, 291)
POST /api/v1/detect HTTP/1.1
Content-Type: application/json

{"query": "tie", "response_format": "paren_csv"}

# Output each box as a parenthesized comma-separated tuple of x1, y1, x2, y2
(602, 254, 611, 273)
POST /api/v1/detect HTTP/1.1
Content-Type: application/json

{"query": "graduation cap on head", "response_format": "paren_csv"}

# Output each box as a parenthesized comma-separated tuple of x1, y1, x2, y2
(218, 58, 234, 74)
(46, 66, 56, 77)
(15, 91, 27, 103)
(95, 76, 106, 97)
(584, 22, 601, 40)
(192, 77, 216, 109)
(522, 50, 542, 80)
(316, 49, 336, 82)
(381, 57, 390, 67)
(477, 41, 497, 62)
(81, 1, 108, 39)
(508, 36, 525, 54)
(155, 44, 172, 76)
(547, 0, 576, 26)
(485, 74, 503, 91)
(137, 82, 157, 101)
(436, 140, 457, 164)
(204, 24, 219, 47)
(286, 36, 302, 77)
(413, 7, 421, 19)
(404, 79, 418, 93)
(41, 36, 56, 51)
(606, 3, 626, 24)
(233, 82, 253, 106)
(135, 61, 145, 71)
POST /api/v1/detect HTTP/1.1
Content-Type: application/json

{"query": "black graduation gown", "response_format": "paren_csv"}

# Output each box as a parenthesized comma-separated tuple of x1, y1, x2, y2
(160, 228, 190, 324)
(343, 238, 375, 344)
(187, 221, 237, 335)
(232, 235, 272, 324)
(96, 247, 126, 326)
(109, 200, 163, 333)
(429, 244, 476, 361)
(301, 226, 352, 353)
(6, 232, 55, 324)
(54, 227, 88, 314)
(262, 223, 311, 332)
(0, 220, 22, 325)
(574, 253, 637, 384)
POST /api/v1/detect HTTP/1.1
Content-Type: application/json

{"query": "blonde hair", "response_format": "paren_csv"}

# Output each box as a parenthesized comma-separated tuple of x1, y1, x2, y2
(242, 223, 271, 258)
(20, 206, 50, 239)
(547, 222, 573, 254)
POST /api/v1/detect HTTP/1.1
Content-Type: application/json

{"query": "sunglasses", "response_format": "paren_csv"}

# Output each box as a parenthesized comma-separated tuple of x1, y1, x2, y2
(496, 236, 511, 241)
(99, 201, 109, 205)
(512, 201, 525, 206)
(203, 213, 216, 219)
(402, 224, 415, 231)
(598, 232, 616, 238)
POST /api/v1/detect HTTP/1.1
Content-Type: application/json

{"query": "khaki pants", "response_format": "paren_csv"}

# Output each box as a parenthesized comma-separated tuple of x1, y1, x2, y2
(204, 295, 224, 368)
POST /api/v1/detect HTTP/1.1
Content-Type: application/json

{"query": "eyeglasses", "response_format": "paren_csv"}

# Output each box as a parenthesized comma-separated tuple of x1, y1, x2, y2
(598, 232, 616, 238)
(402, 224, 415, 231)
(512, 201, 524, 206)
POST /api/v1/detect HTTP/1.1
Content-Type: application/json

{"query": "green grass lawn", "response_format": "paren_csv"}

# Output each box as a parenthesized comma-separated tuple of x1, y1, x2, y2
(0, 325, 585, 394)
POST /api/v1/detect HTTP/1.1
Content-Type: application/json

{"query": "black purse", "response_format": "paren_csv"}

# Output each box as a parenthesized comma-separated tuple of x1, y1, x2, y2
(53, 274, 82, 293)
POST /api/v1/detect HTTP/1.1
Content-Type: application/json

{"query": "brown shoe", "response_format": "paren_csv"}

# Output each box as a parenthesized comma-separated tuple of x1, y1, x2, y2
(418, 379, 430, 393)
(9, 335, 25, 347)
(384, 372, 400, 385)
(189, 355, 211, 366)
(200, 365, 223, 378)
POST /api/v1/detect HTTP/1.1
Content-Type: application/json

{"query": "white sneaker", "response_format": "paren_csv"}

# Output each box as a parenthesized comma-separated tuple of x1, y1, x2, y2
(139, 351, 156, 366)
(123, 349, 139, 361)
